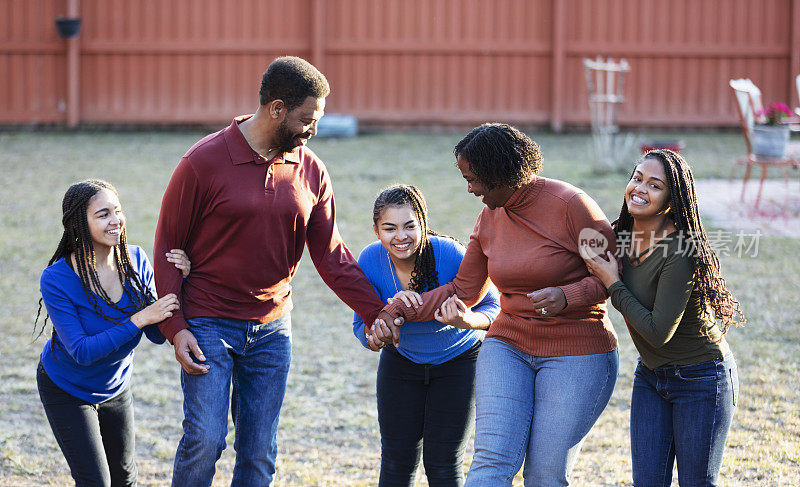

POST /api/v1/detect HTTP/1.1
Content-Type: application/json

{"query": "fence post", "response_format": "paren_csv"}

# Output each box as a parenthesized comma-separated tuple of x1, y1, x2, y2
(66, 0, 80, 128)
(311, 0, 326, 72)
(550, 0, 566, 132)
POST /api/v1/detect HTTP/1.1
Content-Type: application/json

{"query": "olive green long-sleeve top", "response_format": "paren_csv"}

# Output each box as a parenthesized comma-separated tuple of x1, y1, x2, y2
(607, 233, 729, 369)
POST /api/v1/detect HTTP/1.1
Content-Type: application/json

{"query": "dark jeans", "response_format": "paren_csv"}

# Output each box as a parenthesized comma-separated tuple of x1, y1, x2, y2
(377, 341, 481, 487)
(37, 361, 137, 487)
(630, 355, 738, 487)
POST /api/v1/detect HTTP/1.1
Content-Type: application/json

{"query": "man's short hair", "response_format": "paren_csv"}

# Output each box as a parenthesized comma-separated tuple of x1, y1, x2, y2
(259, 57, 330, 111)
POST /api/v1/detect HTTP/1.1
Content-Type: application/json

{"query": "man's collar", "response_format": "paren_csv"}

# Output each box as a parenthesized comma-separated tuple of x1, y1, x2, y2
(225, 115, 301, 166)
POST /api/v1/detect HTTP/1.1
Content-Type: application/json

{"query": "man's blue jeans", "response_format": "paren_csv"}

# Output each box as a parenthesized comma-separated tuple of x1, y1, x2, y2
(630, 355, 738, 487)
(465, 338, 618, 487)
(171, 315, 292, 487)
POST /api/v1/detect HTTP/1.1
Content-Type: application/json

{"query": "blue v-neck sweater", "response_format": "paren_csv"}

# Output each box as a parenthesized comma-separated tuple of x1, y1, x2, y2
(353, 236, 500, 365)
(39, 245, 165, 403)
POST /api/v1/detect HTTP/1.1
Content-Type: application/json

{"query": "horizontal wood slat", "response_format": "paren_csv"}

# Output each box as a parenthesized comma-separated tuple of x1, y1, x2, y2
(1, 0, 798, 128)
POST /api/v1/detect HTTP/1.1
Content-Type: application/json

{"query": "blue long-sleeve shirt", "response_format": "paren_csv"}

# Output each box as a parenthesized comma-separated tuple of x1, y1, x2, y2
(353, 236, 500, 365)
(39, 245, 165, 403)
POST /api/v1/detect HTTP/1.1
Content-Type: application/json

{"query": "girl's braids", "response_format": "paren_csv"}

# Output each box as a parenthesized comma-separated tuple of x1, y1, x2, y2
(34, 180, 156, 341)
(373, 184, 457, 293)
(613, 150, 746, 336)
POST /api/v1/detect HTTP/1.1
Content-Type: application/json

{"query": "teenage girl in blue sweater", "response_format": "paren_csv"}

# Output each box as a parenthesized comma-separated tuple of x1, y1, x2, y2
(353, 184, 500, 486)
(34, 179, 190, 486)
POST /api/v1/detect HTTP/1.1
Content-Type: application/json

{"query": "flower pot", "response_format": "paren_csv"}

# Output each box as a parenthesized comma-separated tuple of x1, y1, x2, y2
(55, 17, 82, 39)
(751, 125, 790, 158)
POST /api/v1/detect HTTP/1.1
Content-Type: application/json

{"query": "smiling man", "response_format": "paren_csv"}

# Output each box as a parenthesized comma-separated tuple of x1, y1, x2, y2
(153, 56, 385, 486)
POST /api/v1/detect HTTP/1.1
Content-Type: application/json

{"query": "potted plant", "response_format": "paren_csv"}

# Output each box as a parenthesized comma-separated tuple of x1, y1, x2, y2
(751, 102, 792, 158)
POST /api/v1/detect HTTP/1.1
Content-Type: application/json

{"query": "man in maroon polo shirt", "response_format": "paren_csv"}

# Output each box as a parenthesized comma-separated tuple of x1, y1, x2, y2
(154, 57, 386, 486)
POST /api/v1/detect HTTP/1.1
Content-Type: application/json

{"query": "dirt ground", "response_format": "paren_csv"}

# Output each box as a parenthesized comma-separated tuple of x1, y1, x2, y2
(695, 178, 800, 238)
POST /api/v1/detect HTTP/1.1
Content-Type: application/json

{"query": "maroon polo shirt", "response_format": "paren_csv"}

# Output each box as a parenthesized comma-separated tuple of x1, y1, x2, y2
(154, 116, 383, 342)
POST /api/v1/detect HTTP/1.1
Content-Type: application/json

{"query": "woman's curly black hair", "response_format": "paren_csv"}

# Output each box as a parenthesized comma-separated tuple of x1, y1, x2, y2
(614, 150, 745, 336)
(453, 123, 542, 189)
(34, 180, 156, 340)
(373, 184, 457, 293)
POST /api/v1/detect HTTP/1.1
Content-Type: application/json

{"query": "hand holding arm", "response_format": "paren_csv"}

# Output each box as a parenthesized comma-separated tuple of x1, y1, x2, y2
(434, 295, 490, 330)
(365, 330, 385, 351)
(559, 192, 617, 311)
(372, 310, 403, 346)
(130, 294, 180, 329)
(165, 249, 191, 278)
(387, 290, 423, 309)
(580, 247, 621, 289)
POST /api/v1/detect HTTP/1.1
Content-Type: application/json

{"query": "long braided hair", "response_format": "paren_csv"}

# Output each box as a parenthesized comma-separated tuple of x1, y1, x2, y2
(34, 180, 156, 340)
(372, 184, 455, 293)
(613, 150, 745, 335)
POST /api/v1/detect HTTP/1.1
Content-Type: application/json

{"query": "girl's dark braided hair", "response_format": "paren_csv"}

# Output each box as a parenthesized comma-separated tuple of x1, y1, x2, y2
(613, 150, 745, 336)
(34, 180, 156, 340)
(373, 184, 456, 293)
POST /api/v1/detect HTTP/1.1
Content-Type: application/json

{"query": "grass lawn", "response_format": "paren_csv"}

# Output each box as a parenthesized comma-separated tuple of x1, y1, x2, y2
(0, 129, 798, 486)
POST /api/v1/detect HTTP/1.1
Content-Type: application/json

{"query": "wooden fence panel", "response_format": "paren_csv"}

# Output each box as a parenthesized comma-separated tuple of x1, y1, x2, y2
(0, 0, 798, 128)
(322, 0, 554, 124)
(561, 0, 796, 126)
(0, 0, 66, 123)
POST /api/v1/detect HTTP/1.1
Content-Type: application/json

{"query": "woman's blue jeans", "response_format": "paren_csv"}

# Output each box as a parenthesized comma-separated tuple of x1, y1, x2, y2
(171, 315, 292, 487)
(465, 338, 618, 487)
(630, 355, 738, 487)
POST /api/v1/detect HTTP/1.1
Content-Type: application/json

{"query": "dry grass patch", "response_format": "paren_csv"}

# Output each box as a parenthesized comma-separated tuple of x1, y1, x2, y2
(1, 130, 797, 485)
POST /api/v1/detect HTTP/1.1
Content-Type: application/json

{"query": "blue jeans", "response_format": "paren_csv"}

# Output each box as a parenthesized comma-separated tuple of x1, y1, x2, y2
(465, 338, 618, 487)
(171, 315, 292, 487)
(630, 355, 738, 487)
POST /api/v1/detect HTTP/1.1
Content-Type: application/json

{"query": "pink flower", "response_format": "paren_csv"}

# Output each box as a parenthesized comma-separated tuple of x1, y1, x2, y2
(758, 102, 793, 125)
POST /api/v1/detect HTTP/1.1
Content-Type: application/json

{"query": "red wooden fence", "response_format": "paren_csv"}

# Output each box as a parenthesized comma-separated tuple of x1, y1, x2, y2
(1, 0, 799, 129)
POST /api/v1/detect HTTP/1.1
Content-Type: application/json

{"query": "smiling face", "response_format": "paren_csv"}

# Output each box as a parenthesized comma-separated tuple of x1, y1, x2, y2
(274, 96, 325, 154)
(456, 155, 516, 210)
(373, 204, 422, 264)
(86, 188, 125, 251)
(625, 157, 672, 220)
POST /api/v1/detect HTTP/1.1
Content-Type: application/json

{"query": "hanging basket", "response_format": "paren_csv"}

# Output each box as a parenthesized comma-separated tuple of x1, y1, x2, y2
(751, 125, 790, 158)
(55, 17, 82, 39)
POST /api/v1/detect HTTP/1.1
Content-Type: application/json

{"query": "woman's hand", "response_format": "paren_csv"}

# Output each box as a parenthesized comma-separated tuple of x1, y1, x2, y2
(434, 294, 469, 329)
(130, 293, 180, 329)
(371, 312, 405, 346)
(527, 287, 567, 317)
(580, 246, 621, 289)
(364, 325, 385, 352)
(166, 249, 191, 278)
(387, 290, 422, 309)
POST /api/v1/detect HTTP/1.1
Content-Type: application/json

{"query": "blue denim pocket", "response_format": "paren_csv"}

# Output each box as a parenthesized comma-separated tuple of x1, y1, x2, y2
(673, 359, 719, 381)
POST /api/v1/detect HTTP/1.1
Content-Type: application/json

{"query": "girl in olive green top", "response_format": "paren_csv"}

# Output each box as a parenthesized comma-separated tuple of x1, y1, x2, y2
(581, 149, 744, 487)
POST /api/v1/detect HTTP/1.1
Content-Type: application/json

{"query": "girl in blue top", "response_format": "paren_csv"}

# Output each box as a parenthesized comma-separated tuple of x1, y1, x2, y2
(34, 179, 190, 487)
(353, 184, 500, 486)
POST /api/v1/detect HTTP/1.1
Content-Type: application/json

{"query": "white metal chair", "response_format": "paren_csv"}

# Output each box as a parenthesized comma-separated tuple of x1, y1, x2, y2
(583, 57, 635, 171)
(729, 78, 800, 207)
(795, 73, 800, 120)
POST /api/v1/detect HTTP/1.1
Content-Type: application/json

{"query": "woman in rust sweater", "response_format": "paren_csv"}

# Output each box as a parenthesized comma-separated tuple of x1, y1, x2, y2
(374, 123, 619, 486)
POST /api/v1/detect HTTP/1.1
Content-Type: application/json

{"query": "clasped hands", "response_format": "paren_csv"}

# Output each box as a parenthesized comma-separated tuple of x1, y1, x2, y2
(365, 290, 473, 351)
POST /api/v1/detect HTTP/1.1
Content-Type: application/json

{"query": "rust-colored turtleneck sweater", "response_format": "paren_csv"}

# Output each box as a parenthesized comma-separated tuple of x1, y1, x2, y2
(383, 176, 618, 357)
